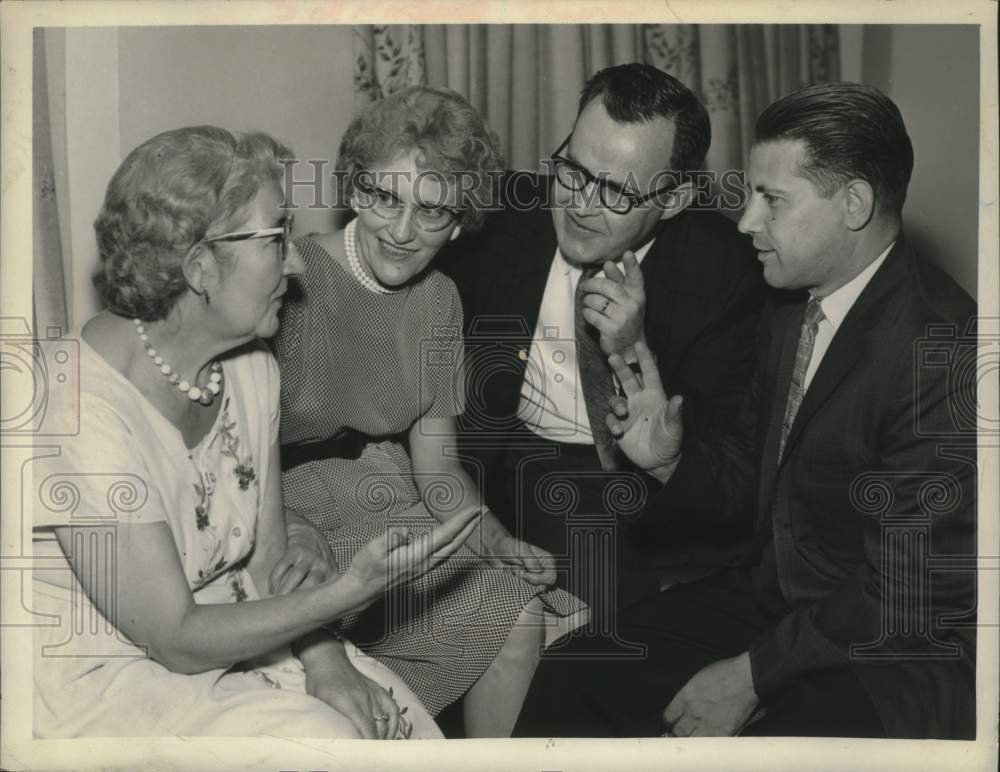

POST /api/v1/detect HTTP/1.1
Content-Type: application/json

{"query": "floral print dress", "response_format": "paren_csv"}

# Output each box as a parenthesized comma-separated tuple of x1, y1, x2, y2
(31, 335, 440, 738)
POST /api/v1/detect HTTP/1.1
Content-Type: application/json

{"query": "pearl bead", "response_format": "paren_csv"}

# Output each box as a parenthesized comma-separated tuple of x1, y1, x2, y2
(344, 219, 401, 295)
(133, 318, 222, 408)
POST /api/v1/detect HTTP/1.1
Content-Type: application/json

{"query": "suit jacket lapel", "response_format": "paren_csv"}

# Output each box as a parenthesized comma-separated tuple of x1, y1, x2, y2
(515, 211, 559, 336)
(778, 239, 908, 468)
(639, 215, 714, 362)
(757, 302, 803, 519)
(490, 206, 559, 395)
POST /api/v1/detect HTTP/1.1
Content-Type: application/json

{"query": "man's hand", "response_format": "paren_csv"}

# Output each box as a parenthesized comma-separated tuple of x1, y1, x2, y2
(606, 341, 684, 483)
(662, 653, 760, 737)
(269, 510, 339, 594)
(579, 251, 646, 356)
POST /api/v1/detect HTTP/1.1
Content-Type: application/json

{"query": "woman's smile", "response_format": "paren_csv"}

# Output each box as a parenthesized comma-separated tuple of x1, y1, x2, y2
(377, 237, 418, 260)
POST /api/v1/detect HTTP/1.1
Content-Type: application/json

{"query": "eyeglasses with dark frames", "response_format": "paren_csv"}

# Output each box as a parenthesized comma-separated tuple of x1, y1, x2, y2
(201, 213, 295, 262)
(353, 176, 462, 233)
(549, 134, 680, 215)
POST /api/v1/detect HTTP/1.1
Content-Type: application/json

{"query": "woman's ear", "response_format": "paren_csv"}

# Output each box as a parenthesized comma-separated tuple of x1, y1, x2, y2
(182, 242, 221, 299)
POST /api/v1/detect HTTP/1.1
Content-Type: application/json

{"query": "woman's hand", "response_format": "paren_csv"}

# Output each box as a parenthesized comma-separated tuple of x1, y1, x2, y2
(481, 534, 557, 587)
(268, 510, 339, 595)
(309, 669, 400, 739)
(302, 639, 402, 739)
(342, 505, 482, 603)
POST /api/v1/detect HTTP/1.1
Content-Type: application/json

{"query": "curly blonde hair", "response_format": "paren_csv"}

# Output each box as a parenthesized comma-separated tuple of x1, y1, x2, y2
(336, 86, 504, 231)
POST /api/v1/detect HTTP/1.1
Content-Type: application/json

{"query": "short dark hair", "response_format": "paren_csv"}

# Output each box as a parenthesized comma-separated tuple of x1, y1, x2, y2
(754, 82, 914, 215)
(577, 62, 711, 177)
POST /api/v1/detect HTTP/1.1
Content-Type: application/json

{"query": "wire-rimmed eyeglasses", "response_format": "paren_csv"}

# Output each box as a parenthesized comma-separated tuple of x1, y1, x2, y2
(353, 176, 462, 233)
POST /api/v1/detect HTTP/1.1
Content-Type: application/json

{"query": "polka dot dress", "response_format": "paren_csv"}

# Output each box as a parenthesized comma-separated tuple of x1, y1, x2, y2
(275, 233, 584, 715)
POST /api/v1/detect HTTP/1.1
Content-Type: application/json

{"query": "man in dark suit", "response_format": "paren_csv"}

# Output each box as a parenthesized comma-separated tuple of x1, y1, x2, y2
(512, 82, 977, 738)
(439, 63, 765, 630)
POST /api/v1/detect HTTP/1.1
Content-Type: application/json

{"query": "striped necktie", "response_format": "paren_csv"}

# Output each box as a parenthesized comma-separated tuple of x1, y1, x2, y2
(778, 296, 825, 462)
(575, 266, 619, 471)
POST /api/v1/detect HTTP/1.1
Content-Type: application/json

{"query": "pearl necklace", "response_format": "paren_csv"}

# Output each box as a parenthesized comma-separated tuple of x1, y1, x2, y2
(343, 219, 401, 295)
(132, 318, 223, 406)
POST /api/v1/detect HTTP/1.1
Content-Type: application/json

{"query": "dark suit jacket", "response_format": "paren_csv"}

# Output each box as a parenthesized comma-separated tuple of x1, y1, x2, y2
(654, 237, 977, 738)
(438, 173, 766, 568)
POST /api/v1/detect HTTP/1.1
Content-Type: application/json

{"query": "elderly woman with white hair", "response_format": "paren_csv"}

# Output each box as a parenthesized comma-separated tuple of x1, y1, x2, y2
(31, 125, 477, 739)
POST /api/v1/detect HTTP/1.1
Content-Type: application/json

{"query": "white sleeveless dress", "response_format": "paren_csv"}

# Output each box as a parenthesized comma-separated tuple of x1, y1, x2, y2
(31, 334, 441, 738)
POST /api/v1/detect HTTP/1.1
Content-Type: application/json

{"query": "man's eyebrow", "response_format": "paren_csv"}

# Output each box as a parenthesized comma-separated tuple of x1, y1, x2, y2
(563, 148, 633, 195)
(751, 181, 788, 195)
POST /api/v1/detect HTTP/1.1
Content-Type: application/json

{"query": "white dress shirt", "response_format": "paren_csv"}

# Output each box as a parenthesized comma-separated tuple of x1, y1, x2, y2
(517, 239, 655, 443)
(803, 242, 894, 392)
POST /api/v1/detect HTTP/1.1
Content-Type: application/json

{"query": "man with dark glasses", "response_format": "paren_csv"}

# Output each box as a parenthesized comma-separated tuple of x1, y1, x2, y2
(513, 81, 976, 742)
(439, 63, 765, 635)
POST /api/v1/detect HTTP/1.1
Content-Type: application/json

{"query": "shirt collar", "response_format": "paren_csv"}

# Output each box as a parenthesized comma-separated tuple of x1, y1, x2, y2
(554, 236, 656, 276)
(814, 241, 895, 332)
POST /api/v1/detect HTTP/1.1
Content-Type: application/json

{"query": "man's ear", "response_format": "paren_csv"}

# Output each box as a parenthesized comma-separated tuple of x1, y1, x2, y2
(658, 181, 696, 222)
(182, 242, 221, 299)
(844, 179, 876, 231)
(448, 224, 462, 242)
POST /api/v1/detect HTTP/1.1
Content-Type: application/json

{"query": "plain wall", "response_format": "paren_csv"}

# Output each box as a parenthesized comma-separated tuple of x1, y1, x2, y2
(118, 25, 354, 239)
(57, 24, 982, 323)
(62, 25, 354, 324)
(863, 25, 980, 298)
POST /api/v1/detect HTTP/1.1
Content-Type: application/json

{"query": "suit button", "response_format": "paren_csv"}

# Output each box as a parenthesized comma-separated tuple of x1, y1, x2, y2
(782, 522, 791, 530)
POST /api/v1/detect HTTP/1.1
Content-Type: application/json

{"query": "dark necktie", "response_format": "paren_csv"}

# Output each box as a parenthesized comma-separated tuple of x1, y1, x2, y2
(778, 296, 825, 462)
(575, 266, 619, 471)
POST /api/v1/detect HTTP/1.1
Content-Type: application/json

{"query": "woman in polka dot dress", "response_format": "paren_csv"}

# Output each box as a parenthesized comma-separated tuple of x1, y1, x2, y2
(275, 87, 585, 737)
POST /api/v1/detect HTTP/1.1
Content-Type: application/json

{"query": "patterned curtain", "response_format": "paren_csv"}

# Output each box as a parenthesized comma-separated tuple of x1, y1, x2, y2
(353, 25, 427, 110)
(33, 28, 69, 335)
(644, 25, 840, 173)
(352, 24, 840, 173)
